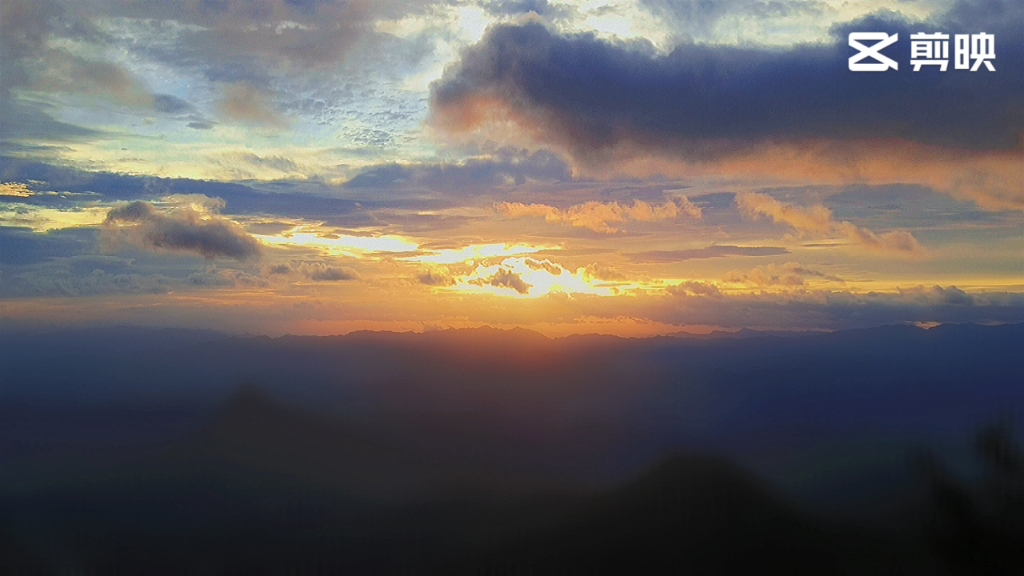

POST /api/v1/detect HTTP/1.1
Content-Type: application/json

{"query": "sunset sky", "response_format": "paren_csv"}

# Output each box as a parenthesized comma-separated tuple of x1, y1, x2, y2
(1, 0, 1021, 336)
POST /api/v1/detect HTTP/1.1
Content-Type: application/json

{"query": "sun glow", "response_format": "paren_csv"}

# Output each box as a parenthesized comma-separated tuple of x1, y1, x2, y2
(447, 256, 645, 298)
(0, 204, 110, 232)
(405, 243, 553, 265)
(254, 227, 420, 256)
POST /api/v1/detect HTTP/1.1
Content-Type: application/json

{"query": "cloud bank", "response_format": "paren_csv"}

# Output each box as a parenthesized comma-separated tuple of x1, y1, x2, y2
(430, 2, 1023, 206)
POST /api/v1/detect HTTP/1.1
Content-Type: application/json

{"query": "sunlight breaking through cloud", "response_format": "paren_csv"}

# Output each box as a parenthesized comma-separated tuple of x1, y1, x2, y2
(254, 227, 420, 257)
(446, 256, 645, 298)
(405, 243, 553, 265)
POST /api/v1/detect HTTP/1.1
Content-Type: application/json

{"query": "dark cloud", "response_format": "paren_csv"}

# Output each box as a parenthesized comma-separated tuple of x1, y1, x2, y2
(668, 280, 722, 297)
(104, 200, 261, 260)
(430, 2, 1024, 158)
(344, 151, 572, 193)
(0, 103, 106, 147)
(483, 268, 532, 294)
(153, 94, 196, 114)
(0, 227, 97, 266)
(418, 270, 454, 286)
(306, 264, 358, 282)
(264, 261, 360, 281)
(524, 258, 563, 275)
(630, 245, 789, 262)
(108, 201, 157, 221)
(0, 157, 366, 223)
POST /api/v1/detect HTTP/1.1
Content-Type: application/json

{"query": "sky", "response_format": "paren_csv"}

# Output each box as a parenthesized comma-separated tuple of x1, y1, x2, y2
(1, 0, 1022, 336)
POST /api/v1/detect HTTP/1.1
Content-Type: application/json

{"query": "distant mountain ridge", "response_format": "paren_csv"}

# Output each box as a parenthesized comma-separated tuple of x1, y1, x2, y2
(3, 321, 1021, 515)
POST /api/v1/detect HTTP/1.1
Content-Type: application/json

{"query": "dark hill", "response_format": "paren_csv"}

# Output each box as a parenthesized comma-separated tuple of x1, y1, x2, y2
(157, 384, 439, 500)
(456, 455, 931, 574)
(157, 384, 576, 502)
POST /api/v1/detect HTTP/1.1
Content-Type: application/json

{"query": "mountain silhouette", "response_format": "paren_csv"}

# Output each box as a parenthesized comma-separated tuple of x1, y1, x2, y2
(158, 384, 438, 500)
(159, 384, 569, 502)
(455, 455, 928, 574)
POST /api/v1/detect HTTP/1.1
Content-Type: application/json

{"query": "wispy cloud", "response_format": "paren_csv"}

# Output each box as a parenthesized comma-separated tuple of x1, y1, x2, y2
(724, 262, 844, 287)
(736, 192, 923, 255)
(496, 197, 701, 233)
(629, 245, 789, 262)
(406, 243, 547, 265)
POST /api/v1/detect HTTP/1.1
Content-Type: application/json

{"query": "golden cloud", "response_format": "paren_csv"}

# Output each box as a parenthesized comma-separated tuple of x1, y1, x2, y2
(736, 192, 924, 255)
(495, 197, 701, 234)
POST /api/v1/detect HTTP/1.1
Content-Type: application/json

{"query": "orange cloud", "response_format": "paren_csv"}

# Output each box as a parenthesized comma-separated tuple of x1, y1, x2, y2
(495, 197, 701, 233)
(724, 262, 843, 288)
(736, 192, 923, 255)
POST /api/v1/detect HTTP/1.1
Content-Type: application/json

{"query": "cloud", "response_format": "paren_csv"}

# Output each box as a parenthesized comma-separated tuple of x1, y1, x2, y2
(431, 10, 1022, 153)
(450, 256, 623, 298)
(104, 199, 261, 260)
(153, 94, 196, 114)
(262, 260, 359, 281)
(217, 83, 288, 129)
(105, 0, 432, 70)
(0, 0, 143, 144)
(496, 197, 701, 233)
(484, 0, 573, 20)
(736, 192, 923, 255)
(476, 268, 533, 294)
(305, 263, 359, 282)
(188, 267, 268, 287)
(34, 52, 154, 108)
(1, 255, 175, 298)
(0, 158, 365, 224)
(647, 285, 1024, 330)
(724, 262, 843, 287)
(630, 245, 789, 262)
(343, 151, 572, 193)
(0, 226, 96, 266)
(0, 182, 34, 198)
(429, 5, 1023, 206)
(419, 269, 454, 286)
(668, 280, 722, 297)
(641, 0, 829, 42)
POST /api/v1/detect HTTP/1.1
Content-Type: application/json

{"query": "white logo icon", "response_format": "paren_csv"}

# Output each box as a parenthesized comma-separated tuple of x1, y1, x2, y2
(849, 32, 899, 71)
